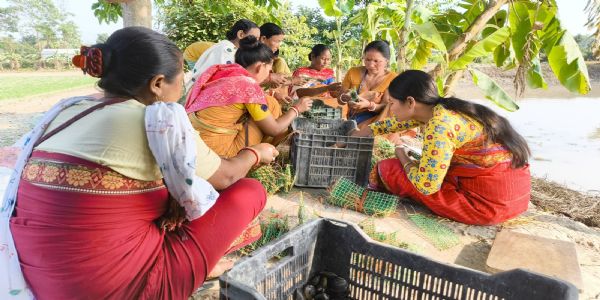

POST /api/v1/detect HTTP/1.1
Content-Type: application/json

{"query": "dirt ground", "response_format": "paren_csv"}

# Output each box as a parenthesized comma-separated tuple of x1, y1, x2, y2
(1, 69, 599, 299)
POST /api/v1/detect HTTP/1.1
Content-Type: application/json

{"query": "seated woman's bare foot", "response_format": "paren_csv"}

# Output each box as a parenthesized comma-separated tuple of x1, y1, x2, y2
(207, 257, 236, 279)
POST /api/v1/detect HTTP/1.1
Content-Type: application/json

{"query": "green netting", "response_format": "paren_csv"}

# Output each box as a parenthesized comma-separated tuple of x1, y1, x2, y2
(408, 214, 460, 251)
(248, 164, 294, 195)
(238, 213, 290, 256)
(363, 191, 398, 217)
(328, 178, 365, 211)
(358, 218, 410, 250)
(328, 178, 398, 217)
(371, 136, 396, 168)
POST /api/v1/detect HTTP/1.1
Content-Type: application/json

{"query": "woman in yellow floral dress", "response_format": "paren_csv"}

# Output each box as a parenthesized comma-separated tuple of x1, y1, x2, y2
(355, 70, 531, 225)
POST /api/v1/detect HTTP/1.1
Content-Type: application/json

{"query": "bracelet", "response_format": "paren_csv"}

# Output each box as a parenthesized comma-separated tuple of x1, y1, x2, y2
(368, 101, 377, 112)
(239, 147, 260, 166)
(402, 161, 413, 171)
(290, 106, 300, 117)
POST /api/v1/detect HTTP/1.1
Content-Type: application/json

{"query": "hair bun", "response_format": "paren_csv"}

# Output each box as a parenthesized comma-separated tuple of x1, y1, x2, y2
(72, 46, 104, 78)
(239, 36, 260, 50)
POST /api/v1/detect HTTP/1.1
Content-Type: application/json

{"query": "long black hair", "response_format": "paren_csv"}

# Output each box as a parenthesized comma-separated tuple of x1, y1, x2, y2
(309, 44, 330, 61)
(364, 40, 391, 61)
(93, 26, 182, 99)
(235, 36, 274, 68)
(226, 19, 259, 41)
(259, 22, 284, 57)
(388, 70, 530, 168)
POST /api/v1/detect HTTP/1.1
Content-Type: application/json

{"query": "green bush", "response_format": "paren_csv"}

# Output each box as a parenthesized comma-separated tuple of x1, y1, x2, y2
(159, 0, 316, 71)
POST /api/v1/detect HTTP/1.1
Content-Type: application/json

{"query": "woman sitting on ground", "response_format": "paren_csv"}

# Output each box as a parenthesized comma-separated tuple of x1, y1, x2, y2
(338, 40, 397, 129)
(185, 19, 260, 92)
(355, 70, 531, 225)
(5, 27, 278, 299)
(258, 22, 305, 104)
(290, 44, 344, 115)
(185, 36, 313, 158)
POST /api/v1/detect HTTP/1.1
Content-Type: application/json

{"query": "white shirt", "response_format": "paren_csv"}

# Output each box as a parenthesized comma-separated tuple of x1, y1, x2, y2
(185, 40, 237, 92)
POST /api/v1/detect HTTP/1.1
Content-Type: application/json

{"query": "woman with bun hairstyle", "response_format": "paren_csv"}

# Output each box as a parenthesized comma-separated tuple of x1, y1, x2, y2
(185, 19, 261, 92)
(354, 70, 531, 225)
(185, 36, 313, 158)
(4, 27, 275, 299)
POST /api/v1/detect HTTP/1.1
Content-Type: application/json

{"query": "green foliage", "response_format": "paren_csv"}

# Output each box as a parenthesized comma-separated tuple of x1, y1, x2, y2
(318, 0, 355, 17)
(91, 1, 122, 24)
(296, 6, 335, 44)
(0, 0, 82, 70)
(548, 32, 592, 95)
(159, 1, 314, 71)
(469, 68, 519, 112)
(271, 3, 317, 71)
(450, 27, 510, 70)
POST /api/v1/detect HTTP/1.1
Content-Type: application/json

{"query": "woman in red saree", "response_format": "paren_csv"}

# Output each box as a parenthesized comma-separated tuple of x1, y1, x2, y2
(7, 27, 278, 299)
(355, 70, 531, 225)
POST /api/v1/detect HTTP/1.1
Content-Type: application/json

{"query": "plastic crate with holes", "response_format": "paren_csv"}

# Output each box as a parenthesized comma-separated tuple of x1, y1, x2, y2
(290, 118, 374, 188)
(303, 100, 343, 120)
(219, 218, 577, 300)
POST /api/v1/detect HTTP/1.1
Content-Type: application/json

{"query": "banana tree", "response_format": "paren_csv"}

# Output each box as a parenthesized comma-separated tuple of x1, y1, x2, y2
(318, 0, 355, 80)
(420, 0, 591, 111)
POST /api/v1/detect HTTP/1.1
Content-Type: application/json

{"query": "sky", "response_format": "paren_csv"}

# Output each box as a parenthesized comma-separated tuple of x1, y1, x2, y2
(0, 0, 593, 44)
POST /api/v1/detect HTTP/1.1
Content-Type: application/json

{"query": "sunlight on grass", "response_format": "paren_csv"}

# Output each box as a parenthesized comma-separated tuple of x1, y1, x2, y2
(0, 75, 97, 101)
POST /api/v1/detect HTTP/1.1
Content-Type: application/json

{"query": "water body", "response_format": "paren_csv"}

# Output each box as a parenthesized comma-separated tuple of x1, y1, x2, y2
(483, 98, 600, 194)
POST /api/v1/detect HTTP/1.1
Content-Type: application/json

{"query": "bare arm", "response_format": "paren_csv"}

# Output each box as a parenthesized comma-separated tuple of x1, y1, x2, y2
(207, 144, 279, 190)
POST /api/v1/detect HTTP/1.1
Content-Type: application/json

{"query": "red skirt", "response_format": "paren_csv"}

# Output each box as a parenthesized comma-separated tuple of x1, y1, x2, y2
(371, 159, 530, 225)
(10, 151, 266, 299)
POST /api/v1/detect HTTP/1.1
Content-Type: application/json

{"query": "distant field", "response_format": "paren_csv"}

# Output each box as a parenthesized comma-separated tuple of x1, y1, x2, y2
(0, 74, 97, 101)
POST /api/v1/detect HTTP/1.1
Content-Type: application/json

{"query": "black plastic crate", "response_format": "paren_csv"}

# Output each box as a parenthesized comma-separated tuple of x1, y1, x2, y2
(291, 118, 374, 187)
(220, 219, 578, 300)
(303, 100, 343, 120)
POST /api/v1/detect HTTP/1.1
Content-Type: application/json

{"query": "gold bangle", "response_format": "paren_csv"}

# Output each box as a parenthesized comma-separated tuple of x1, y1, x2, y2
(402, 161, 412, 171)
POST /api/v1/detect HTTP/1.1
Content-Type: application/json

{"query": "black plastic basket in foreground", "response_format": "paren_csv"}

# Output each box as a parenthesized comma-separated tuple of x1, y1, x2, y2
(220, 218, 578, 300)
(291, 118, 374, 188)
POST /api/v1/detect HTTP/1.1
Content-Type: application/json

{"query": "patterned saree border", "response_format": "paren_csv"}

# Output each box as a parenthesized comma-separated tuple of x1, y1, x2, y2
(22, 158, 165, 195)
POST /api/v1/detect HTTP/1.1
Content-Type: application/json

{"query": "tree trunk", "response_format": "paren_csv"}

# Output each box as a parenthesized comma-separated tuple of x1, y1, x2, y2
(396, 0, 413, 73)
(121, 0, 152, 28)
(335, 17, 343, 82)
(430, 0, 508, 94)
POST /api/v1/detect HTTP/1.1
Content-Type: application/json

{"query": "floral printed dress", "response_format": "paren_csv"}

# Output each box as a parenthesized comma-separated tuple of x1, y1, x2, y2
(369, 104, 530, 225)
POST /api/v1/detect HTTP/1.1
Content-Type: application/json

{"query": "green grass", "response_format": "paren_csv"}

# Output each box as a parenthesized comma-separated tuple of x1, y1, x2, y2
(0, 75, 97, 101)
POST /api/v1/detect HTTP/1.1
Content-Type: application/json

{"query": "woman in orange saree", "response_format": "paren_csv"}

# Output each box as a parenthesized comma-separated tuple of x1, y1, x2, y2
(338, 41, 397, 129)
(185, 36, 312, 158)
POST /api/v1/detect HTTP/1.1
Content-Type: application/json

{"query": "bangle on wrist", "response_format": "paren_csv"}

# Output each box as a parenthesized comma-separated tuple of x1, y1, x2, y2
(368, 101, 377, 112)
(290, 106, 300, 117)
(239, 147, 260, 166)
(402, 161, 412, 171)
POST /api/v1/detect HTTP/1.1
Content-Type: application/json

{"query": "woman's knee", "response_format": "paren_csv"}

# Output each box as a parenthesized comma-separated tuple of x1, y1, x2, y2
(221, 178, 267, 211)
